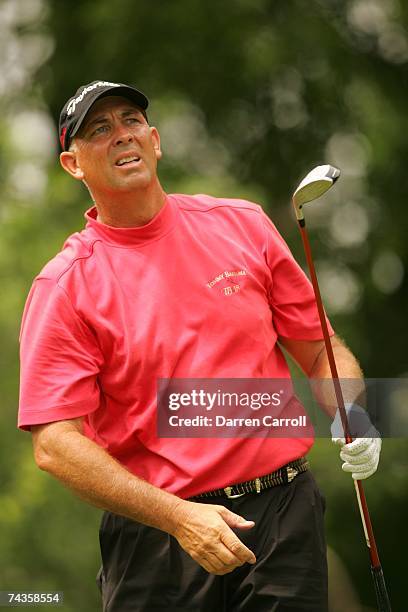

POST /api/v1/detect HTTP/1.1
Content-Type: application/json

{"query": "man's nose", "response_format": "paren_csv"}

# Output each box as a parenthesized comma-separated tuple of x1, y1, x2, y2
(113, 125, 134, 146)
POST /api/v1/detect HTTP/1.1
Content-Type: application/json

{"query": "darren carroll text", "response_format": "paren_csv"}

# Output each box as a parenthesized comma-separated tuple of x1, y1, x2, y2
(168, 416, 308, 427)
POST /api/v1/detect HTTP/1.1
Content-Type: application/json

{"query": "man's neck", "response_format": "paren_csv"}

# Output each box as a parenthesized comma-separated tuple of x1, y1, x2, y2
(94, 182, 166, 228)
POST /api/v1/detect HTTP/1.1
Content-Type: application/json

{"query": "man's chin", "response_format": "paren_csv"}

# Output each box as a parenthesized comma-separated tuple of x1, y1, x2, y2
(112, 174, 151, 192)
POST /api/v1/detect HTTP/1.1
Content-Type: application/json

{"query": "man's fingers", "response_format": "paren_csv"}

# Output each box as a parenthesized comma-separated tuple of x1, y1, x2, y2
(342, 459, 377, 474)
(206, 547, 242, 575)
(342, 438, 374, 455)
(217, 507, 256, 564)
(192, 541, 250, 575)
(342, 452, 379, 480)
(340, 447, 375, 465)
(342, 463, 378, 480)
(219, 507, 255, 530)
(190, 550, 218, 575)
(352, 466, 377, 480)
(219, 528, 256, 565)
(211, 541, 244, 566)
(340, 438, 381, 463)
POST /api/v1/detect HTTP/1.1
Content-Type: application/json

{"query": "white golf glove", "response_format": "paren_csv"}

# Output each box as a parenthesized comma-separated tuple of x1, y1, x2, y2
(331, 403, 382, 480)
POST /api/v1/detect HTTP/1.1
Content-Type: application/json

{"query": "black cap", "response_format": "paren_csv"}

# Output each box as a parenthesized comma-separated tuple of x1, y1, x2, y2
(58, 80, 149, 151)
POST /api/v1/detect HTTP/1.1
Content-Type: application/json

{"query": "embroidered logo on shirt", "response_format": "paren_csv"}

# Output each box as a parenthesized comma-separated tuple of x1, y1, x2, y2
(206, 269, 247, 296)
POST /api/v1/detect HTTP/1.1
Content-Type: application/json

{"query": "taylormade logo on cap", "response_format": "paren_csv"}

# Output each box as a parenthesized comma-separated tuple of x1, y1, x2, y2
(66, 81, 121, 116)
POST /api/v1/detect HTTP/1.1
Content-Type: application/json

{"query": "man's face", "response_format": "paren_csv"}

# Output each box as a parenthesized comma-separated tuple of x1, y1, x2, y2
(63, 95, 162, 195)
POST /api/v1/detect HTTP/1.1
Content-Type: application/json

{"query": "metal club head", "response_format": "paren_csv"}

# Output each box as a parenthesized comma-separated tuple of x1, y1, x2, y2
(292, 164, 340, 222)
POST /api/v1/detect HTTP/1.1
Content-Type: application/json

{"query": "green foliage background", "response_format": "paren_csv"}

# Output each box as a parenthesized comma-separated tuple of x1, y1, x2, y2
(1, 1, 407, 610)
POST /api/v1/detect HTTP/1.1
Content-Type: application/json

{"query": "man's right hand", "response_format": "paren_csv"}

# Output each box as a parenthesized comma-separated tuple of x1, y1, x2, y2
(171, 500, 256, 575)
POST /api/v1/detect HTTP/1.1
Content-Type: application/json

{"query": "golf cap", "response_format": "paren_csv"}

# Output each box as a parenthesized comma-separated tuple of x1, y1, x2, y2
(58, 80, 149, 151)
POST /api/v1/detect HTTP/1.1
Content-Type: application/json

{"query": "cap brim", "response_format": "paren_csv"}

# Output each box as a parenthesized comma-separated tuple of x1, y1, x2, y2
(69, 85, 149, 140)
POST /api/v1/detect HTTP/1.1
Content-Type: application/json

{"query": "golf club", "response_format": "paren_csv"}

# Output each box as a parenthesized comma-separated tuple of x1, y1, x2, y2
(292, 165, 391, 612)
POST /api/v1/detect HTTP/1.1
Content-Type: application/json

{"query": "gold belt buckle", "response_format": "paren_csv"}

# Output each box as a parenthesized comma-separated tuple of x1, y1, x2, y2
(287, 467, 298, 482)
(224, 486, 246, 499)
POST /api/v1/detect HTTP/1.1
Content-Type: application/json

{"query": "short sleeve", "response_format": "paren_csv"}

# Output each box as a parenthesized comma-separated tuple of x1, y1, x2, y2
(18, 278, 103, 431)
(261, 211, 335, 340)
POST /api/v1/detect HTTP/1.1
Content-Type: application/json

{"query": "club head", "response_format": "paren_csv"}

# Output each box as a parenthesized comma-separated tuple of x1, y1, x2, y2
(292, 165, 340, 222)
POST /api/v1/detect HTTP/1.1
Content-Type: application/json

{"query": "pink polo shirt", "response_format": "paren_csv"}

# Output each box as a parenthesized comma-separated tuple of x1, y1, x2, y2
(19, 194, 334, 498)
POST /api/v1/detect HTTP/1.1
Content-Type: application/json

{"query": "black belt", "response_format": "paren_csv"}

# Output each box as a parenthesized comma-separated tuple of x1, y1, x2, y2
(191, 457, 309, 500)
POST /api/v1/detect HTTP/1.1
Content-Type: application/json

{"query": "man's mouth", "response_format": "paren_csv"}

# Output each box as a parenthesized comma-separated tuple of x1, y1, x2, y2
(115, 155, 141, 166)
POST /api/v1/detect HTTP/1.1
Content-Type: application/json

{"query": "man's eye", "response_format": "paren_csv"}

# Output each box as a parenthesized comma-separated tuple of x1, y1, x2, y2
(126, 117, 141, 124)
(92, 125, 109, 136)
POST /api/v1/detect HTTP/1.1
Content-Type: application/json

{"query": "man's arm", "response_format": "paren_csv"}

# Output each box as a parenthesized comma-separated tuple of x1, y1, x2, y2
(279, 334, 381, 480)
(31, 419, 256, 574)
(279, 334, 365, 417)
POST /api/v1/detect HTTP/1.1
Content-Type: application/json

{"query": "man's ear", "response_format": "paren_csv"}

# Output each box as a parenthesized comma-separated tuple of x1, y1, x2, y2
(150, 127, 162, 160)
(60, 150, 85, 180)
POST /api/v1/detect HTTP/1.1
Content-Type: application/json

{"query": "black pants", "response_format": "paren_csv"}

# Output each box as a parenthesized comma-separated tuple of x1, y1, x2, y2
(97, 471, 328, 611)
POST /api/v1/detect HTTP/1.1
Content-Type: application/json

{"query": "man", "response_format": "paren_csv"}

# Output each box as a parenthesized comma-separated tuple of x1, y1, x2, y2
(18, 80, 381, 611)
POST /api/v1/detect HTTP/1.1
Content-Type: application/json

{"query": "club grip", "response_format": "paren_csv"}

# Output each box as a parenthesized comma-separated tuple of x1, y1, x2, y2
(371, 565, 392, 612)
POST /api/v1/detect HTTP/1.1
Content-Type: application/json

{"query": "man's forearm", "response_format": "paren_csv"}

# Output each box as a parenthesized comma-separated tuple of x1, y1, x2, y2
(34, 423, 184, 534)
(309, 340, 366, 417)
